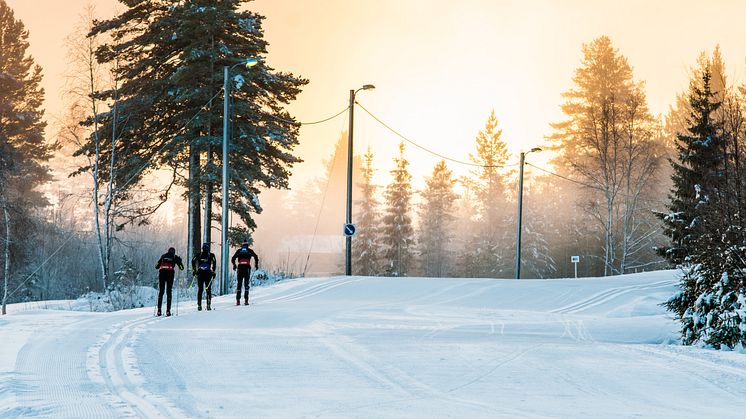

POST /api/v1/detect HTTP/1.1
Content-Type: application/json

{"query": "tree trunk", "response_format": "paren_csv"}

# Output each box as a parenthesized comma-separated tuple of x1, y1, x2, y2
(103, 87, 118, 284)
(204, 148, 213, 245)
(91, 105, 107, 290)
(2, 202, 10, 315)
(188, 142, 202, 272)
(203, 34, 215, 247)
(88, 31, 107, 291)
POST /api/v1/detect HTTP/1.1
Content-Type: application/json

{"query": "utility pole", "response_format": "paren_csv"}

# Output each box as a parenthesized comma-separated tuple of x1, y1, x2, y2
(344, 84, 375, 276)
(345, 89, 354, 276)
(515, 147, 541, 279)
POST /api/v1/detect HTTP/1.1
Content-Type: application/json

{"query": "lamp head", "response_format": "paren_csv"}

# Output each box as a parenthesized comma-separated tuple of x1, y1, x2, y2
(529, 147, 542, 153)
(362, 84, 375, 90)
(244, 57, 259, 68)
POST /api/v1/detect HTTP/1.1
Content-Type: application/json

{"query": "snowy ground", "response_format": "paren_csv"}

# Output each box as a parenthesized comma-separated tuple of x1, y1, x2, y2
(2, 270, 746, 418)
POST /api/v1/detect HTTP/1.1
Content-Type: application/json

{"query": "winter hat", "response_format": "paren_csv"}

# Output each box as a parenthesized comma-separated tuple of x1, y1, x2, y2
(168, 247, 175, 254)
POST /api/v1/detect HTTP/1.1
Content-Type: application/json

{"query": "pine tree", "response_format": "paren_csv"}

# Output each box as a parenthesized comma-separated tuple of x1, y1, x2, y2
(381, 142, 415, 277)
(417, 160, 459, 277)
(462, 110, 512, 277)
(81, 0, 307, 260)
(353, 148, 382, 276)
(0, 0, 54, 313)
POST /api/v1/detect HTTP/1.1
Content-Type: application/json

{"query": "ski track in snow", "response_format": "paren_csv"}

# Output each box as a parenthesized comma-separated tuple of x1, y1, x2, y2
(549, 279, 677, 314)
(307, 322, 523, 418)
(256, 276, 366, 304)
(10, 315, 121, 418)
(87, 315, 192, 418)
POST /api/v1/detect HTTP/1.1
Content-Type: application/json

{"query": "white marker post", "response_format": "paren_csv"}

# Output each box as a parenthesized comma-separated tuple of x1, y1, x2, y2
(571, 256, 580, 278)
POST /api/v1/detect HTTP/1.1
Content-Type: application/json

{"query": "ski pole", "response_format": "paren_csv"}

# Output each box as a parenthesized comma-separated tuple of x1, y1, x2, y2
(175, 272, 180, 316)
(154, 276, 159, 316)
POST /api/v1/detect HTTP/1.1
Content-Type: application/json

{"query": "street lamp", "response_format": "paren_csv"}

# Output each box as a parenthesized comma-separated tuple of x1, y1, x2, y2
(221, 57, 258, 295)
(515, 147, 542, 279)
(345, 84, 375, 276)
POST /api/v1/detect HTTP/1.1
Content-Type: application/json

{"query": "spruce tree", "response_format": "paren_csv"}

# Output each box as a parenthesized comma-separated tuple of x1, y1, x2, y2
(353, 148, 382, 276)
(462, 110, 512, 277)
(0, 0, 54, 313)
(520, 181, 557, 278)
(657, 67, 723, 267)
(81, 0, 307, 259)
(417, 160, 459, 277)
(663, 66, 735, 347)
(381, 142, 415, 277)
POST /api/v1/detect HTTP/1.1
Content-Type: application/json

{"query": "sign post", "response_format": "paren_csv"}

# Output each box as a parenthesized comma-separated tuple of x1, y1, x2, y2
(571, 256, 580, 278)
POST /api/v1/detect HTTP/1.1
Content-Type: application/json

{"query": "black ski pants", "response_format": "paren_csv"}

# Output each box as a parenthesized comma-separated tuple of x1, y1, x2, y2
(236, 267, 251, 301)
(157, 270, 175, 312)
(197, 271, 213, 307)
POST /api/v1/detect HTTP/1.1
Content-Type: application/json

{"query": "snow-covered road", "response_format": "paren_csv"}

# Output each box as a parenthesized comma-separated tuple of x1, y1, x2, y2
(3, 271, 746, 418)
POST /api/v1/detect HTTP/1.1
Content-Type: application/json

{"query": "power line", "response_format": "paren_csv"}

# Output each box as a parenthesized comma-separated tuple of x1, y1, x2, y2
(525, 162, 600, 190)
(264, 105, 349, 126)
(525, 162, 667, 204)
(355, 102, 519, 169)
(5, 232, 79, 301)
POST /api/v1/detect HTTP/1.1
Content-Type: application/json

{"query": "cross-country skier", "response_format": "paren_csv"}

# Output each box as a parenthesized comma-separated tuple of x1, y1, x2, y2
(231, 240, 259, 305)
(191, 243, 217, 311)
(155, 247, 184, 316)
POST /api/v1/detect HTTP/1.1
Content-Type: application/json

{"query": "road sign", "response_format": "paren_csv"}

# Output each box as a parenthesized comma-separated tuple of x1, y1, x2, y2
(571, 255, 579, 278)
(343, 223, 357, 237)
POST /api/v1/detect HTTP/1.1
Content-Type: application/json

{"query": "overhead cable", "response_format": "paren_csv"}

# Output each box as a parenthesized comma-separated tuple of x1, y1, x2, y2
(355, 101, 518, 169)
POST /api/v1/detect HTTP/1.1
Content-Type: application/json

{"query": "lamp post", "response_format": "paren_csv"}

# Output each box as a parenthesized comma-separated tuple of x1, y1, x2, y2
(221, 57, 258, 295)
(515, 147, 542, 280)
(345, 84, 375, 276)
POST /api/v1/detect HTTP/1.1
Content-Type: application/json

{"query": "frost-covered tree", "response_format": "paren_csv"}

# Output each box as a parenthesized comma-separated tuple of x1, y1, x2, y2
(353, 147, 382, 276)
(657, 67, 723, 267)
(550, 36, 663, 276)
(519, 178, 557, 278)
(417, 160, 458, 277)
(664, 62, 746, 349)
(80, 0, 307, 266)
(461, 110, 513, 277)
(0, 0, 54, 314)
(381, 142, 415, 277)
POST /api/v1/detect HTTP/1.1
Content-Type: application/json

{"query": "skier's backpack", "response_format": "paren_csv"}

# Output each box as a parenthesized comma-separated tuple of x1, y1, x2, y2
(237, 248, 251, 267)
(160, 255, 175, 271)
(198, 254, 211, 271)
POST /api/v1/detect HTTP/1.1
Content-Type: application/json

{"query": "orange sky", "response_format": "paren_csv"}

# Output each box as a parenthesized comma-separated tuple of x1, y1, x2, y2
(8, 0, 746, 189)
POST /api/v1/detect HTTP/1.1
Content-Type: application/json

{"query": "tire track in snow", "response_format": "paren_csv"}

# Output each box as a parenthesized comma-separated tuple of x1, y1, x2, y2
(87, 315, 192, 418)
(549, 279, 676, 315)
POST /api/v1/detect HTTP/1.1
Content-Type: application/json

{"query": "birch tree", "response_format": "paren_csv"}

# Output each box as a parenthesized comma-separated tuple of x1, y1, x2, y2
(550, 36, 663, 276)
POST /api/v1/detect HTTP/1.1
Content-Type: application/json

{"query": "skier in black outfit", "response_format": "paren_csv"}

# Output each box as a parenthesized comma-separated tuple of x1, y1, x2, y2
(155, 247, 184, 316)
(191, 243, 217, 311)
(231, 240, 259, 305)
